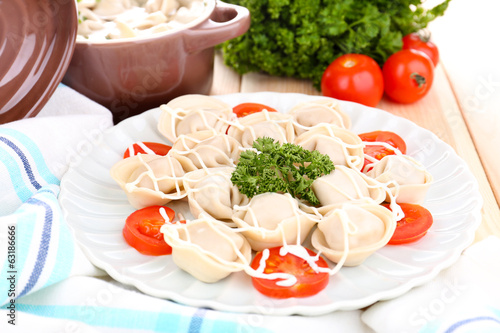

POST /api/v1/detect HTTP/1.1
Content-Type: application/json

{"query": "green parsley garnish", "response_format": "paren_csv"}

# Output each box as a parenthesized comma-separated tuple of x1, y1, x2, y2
(231, 137, 334, 206)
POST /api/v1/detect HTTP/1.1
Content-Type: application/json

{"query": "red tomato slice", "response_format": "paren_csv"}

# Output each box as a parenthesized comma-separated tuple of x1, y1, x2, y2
(359, 131, 407, 170)
(383, 203, 433, 245)
(123, 205, 180, 256)
(123, 142, 172, 159)
(250, 247, 329, 299)
(233, 103, 277, 118)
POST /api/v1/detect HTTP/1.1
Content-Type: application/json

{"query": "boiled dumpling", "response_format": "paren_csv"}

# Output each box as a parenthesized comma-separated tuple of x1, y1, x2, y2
(227, 110, 295, 148)
(232, 193, 318, 251)
(110, 154, 193, 208)
(310, 165, 386, 214)
(161, 216, 252, 283)
(288, 98, 351, 135)
(365, 155, 433, 204)
(183, 167, 249, 223)
(170, 130, 242, 170)
(158, 95, 235, 142)
(311, 203, 396, 266)
(294, 124, 364, 170)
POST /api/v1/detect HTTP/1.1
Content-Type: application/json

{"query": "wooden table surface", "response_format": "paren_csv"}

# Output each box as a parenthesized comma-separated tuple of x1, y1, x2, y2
(209, 0, 500, 245)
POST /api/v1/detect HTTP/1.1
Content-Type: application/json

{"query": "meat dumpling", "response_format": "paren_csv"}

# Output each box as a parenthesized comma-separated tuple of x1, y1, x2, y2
(232, 192, 318, 251)
(161, 216, 252, 283)
(110, 154, 193, 208)
(183, 167, 249, 223)
(311, 203, 396, 266)
(288, 98, 351, 136)
(170, 130, 242, 170)
(310, 165, 386, 214)
(294, 124, 364, 170)
(158, 95, 235, 142)
(227, 110, 295, 148)
(365, 155, 433, 204)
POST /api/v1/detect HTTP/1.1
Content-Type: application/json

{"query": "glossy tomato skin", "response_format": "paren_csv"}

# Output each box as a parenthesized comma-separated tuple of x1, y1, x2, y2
(123, 205, 177, 256)
(402, 33, 439, 67)
(233, 103, 277, 118)
(250, 247, 330, 299)
(382, 49, 434, 104)
(359, 131, 407, 171)
(321, 54, 384, 107)
(383, 203, 433, 245)
(123, 142, 172, 159)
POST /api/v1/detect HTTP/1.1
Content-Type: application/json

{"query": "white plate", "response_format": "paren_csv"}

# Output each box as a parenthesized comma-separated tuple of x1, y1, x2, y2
(59, 92, 482, 316)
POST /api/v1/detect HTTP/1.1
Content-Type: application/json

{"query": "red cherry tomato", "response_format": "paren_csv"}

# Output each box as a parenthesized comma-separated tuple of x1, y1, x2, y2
(321, 53, 384, 107)
(359, 131, 407, 170)
(123, 142, 172, 159)
(123, 205, 181, 256)
(250, 247, 330, 299)
(233, 103, 277, 118)
(402, 32, 439, 67)
(383, 203, 433, 245)
(382, 49, 434, 104)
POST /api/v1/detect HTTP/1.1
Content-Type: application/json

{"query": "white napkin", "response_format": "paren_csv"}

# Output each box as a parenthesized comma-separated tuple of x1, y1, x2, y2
(362, 236, 500, 333)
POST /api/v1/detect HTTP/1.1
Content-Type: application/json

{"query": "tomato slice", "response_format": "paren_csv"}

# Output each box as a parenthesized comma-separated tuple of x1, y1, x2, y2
(123, 205, 180, 256)
(383, 203, 433, 245)
(123, 142, 172, 159)
(250, 247, 329, 299)
(358, 131, 407, 170)
(233, 103, 277, 118)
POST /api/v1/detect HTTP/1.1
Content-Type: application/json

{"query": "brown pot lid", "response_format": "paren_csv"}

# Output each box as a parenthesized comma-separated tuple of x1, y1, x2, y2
(0, 0, 78, 124)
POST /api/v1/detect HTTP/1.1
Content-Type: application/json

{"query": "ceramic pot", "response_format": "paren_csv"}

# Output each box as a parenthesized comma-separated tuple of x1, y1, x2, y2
(63, 0, 250, 123)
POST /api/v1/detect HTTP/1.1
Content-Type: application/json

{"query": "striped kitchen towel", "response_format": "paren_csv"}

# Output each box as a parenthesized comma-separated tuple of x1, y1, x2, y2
(0, 85, 112, 307)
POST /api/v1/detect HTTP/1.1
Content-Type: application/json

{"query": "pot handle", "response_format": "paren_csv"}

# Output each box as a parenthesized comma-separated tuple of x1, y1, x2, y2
(183, 1, 250, 53)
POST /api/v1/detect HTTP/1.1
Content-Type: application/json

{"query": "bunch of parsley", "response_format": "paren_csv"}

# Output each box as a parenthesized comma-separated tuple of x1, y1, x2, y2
(221, 0, 451, 88)
(231, 137, 334, 206)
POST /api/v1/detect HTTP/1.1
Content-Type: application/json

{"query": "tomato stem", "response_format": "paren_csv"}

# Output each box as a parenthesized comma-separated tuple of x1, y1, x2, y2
(417, 29, 431, 43)
(410, 73, 427, 88)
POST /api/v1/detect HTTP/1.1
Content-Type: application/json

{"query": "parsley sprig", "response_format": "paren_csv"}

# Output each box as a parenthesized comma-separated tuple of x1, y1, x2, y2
(231, 137, 334, 206)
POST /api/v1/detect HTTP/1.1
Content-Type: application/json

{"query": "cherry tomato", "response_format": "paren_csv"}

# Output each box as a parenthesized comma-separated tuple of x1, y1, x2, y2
(383, 203, 433, 245)
(250, 247, 329, 299)
(233, 103, 277, 118)
(123, 205, 181, 256)
(123, 142, 172, 159)
(359, 131, 407, 171)
(321, 53, 384, 107)
(382, 49, 434, 104)
(402, 32, 439, 67)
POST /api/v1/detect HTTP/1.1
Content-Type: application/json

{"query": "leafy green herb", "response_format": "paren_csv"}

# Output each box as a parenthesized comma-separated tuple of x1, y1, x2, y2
(231, 137, 334, 206)
(221, 0, 451, 88)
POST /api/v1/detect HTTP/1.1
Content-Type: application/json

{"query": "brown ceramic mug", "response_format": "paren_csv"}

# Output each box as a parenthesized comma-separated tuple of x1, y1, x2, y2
(63, 0, 250, 124)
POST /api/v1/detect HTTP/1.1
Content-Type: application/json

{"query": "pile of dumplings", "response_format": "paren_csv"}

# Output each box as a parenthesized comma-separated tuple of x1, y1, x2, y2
(110, 95, 433, 285)
(77, 0, 207, 41)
